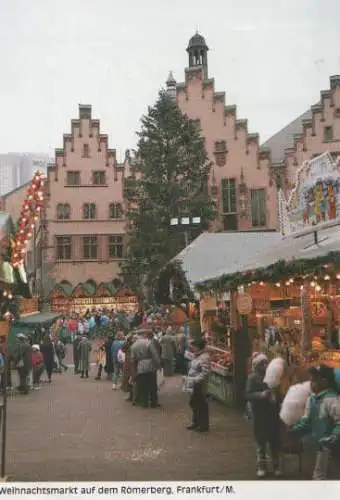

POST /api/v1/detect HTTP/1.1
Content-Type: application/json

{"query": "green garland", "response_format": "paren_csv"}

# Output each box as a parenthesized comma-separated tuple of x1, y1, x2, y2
(195, 250, 340, 293)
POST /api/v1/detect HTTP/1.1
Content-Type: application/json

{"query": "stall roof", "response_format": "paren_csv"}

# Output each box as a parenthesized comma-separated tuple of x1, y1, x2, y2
(174, 231, 282, 285)
(238, 225, 340, 274)
(15, 312, 61, 326)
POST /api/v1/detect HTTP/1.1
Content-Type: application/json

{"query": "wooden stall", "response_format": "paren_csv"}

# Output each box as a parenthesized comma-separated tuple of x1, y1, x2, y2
(49, 281, 139, 315)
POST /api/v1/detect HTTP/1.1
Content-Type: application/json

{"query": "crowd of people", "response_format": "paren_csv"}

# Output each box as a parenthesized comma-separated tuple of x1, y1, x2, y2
(1, 304, 340, 480)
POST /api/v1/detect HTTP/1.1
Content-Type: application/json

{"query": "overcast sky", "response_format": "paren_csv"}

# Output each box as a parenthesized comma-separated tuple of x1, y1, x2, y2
(0, 0, 339, 160)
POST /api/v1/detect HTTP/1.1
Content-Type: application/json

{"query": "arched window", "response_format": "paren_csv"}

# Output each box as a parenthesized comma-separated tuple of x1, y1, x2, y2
(109, 203, 123, 219)
(83, 203, 96, 219)
(56, 203, 71, 220)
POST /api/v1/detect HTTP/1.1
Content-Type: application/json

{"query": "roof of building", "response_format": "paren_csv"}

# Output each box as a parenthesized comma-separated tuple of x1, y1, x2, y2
(15, 312, 61, 326)
(187, 32, 208, 51)
(238, 225, 340, 274)
(166, 71, 176, 85)
(174, 231, 282, 285)
(261, 109, 313, 164)
(58, 281, 73, 297)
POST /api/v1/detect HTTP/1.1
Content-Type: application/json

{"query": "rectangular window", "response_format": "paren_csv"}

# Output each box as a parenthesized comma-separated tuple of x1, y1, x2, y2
(83, 236, 98, 259)
(251, 189, 267, 227)
(56, 236, 72, 260)
(109, 203, 123, 219)
(108, 235, 123, 259)
(215, 140, 227, 153)
(221, 178, 237, 213)
(324, 126, 333, 142)
(93, 171, 106, 185)
(223, 214, 238, 231)
(83, 203, 96, 219)
(82, 144, 90, 158)
(66, 171, 80, 186)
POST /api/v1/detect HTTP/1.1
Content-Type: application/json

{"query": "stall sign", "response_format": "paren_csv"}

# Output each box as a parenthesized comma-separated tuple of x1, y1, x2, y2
(200, 295, 217, 312)
(236, 293, 253, 315)
(19, 297, 39, 316)
(279, 151, 340, 235)
(52, 296, 138, 307)
(0, 321, 8, 337)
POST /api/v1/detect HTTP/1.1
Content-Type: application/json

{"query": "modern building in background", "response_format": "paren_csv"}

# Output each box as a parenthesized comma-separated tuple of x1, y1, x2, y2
(0, 153, 50, 195)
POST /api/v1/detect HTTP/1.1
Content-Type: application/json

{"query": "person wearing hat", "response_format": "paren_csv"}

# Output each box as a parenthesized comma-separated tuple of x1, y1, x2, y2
(13, 334, 32, 394)
(291, 364, 340, 479)
(184, 337, 211, 432)
(246, 353, 281, 478)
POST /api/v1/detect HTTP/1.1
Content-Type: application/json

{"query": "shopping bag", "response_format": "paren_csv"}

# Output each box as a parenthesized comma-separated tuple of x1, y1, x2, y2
(182, 376, 193, 393)
(280, 381, 311, 426)
(264, 357, 286, 389)
(157, 369, 165, 389)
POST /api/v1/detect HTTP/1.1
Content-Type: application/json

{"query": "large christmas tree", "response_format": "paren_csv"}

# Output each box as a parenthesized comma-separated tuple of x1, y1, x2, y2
(121, 90, 216, 299)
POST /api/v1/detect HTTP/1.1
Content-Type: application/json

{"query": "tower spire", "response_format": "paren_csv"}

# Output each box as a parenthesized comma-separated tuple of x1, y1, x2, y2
(166, 71, 177, 100)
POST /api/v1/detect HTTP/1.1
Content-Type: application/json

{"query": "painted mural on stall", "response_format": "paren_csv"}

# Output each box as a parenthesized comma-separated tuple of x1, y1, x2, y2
(280, 152, 340, 235)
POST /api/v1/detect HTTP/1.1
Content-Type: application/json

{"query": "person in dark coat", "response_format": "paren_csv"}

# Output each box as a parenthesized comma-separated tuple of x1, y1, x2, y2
(104, 335, 114, 380)
(246, 353, 281, 478)
(13, 334, 32, 394)
(40, 335, 55, 383)
(73, 334, 81, 374)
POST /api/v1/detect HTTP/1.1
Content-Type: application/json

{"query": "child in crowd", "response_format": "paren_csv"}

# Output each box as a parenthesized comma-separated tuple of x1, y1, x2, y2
(31, 345, 45, 390)
(95, 344, 106, 380)
(291, 364, 340, 480)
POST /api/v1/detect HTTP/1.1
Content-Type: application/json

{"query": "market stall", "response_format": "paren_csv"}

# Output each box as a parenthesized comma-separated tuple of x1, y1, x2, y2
(8, 311, 62, 349)
(49, 281, 139, 315)
(195, 152, 340, 390)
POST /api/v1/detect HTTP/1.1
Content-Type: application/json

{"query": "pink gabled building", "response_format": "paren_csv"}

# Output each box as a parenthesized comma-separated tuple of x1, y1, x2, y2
(167, 33, 277, 232)
(263, 75, 340, 195)
(42, 104, 126, 298)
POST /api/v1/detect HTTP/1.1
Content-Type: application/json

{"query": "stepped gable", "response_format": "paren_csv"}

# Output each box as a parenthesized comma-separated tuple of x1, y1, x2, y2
(262, 74, 340, 166)
(177, 70, 260, 150)
(48, 104, 118, 183)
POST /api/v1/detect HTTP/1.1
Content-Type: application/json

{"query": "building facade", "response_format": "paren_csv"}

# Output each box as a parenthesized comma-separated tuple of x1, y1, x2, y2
(263, 75, 340, 195)
(41, 104, 126, 299)
(169, 33, 277, 231)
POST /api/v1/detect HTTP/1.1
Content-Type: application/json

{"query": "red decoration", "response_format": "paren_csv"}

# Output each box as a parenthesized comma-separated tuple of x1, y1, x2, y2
(11, 171, 46, 268)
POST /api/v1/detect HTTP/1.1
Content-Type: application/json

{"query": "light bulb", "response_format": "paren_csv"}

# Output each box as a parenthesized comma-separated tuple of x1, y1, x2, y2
(275, 283, 281, 287)
(311, 281, 316, 288)
(336, 274, 340, 280)
(315, 285, 322, 292)
(259, 282, 264, 286)
(324, 275, 330, 280)
(285, 281, 290, 286)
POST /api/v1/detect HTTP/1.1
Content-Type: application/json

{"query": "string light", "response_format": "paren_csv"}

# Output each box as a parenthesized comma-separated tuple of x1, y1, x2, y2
(311, 281, 316, 288)
(275, 282, 281, 287)
(10, 170, 46, 268)
(324, 275, 331, 280)
(315, 285, 322, 292)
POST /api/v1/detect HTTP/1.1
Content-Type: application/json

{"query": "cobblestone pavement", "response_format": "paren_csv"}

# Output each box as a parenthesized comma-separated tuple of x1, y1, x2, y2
(5, 347, 302, 481)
